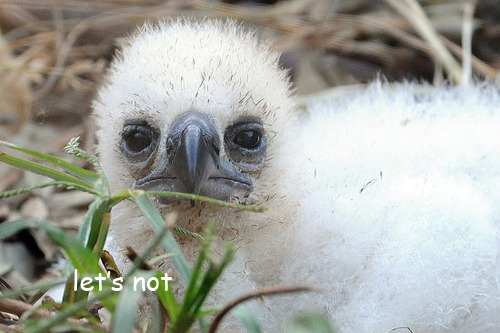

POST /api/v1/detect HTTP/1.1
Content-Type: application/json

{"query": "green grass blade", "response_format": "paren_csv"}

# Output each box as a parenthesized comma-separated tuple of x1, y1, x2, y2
(0, 181, 98, 199)
(41, 224, 100, 275)
(110, 271, 156, 333)
(173, 227, 233, 332)
(154, 271, 179, 321)
(77, 190, 129, 245)
(179, 224, 211, 317)
(77, 198, 102, 243)
(25, 320, 106, 333)
(0, 140, 100, 185)
(148, 293, 163, 333)
(131, 191, 192, 283)
(0, 219, 31, 239)
(174, 226, 203, 240)
(62, 272, 89, 304)
(189, 242, 233, 318)
(91, 212, 110, 255)
(85, 200, 111, 252)
(0, 278, 67, 302)
(231, 306, 262, 333)
(0, 219, 99, 274)
(287, 312, 338, 333)
(63, 137, 111, 194)
(147, 253, 175, 266)
(147, 191, 267, 212)
(27, 289, 115, 333)
(82, 191, 129, 253)
(0, 219, 100, 304)
(0, 152, 93, 190)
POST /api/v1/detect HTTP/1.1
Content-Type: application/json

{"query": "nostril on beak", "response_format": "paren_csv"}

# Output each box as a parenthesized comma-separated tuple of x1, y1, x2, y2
(212, 141, 220, 156)
(166, 137, 175, 156)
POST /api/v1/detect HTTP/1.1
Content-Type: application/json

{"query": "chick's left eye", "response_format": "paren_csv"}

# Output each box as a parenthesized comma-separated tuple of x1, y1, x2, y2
(234, 130, 261, 149)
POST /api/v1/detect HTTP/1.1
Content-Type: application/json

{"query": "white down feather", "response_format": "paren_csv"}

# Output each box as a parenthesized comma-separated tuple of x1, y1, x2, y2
(275, 82, 500, 332)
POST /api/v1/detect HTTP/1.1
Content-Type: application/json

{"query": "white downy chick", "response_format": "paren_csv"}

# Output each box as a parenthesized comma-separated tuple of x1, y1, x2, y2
(94, 19, 301, 316)
(93, 19, 500, 332)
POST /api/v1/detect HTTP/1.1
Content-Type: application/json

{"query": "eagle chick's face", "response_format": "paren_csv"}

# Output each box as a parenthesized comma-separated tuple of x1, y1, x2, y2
(94, 20, 296, 210)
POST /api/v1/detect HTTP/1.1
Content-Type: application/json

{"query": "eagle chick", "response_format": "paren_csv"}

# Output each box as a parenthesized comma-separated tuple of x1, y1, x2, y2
(94, 19, 500, 332)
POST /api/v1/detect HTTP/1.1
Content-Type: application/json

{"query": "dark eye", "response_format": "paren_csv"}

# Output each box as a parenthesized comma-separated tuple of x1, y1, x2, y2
(224, 120, 266, 171)
(233, 130, 261, 149)
(121, 124, 156, 154)
(124, 131, 151, 152)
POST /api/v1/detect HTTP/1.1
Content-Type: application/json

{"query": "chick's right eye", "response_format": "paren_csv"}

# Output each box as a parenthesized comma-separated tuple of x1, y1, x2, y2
(122, 125, 156, 154)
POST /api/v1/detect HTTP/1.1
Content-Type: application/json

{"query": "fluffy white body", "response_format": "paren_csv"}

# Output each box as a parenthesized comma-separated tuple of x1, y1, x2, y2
(93, 20, 500, 332)
(283, 83, 500, 332)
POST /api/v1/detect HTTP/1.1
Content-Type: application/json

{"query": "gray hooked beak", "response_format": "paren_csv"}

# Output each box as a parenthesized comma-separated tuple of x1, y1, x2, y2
(170, 117, 219, 201)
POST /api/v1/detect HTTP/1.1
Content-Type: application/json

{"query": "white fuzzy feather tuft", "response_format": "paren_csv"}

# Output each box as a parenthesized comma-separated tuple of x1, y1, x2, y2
(280, 82, 500, 332)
